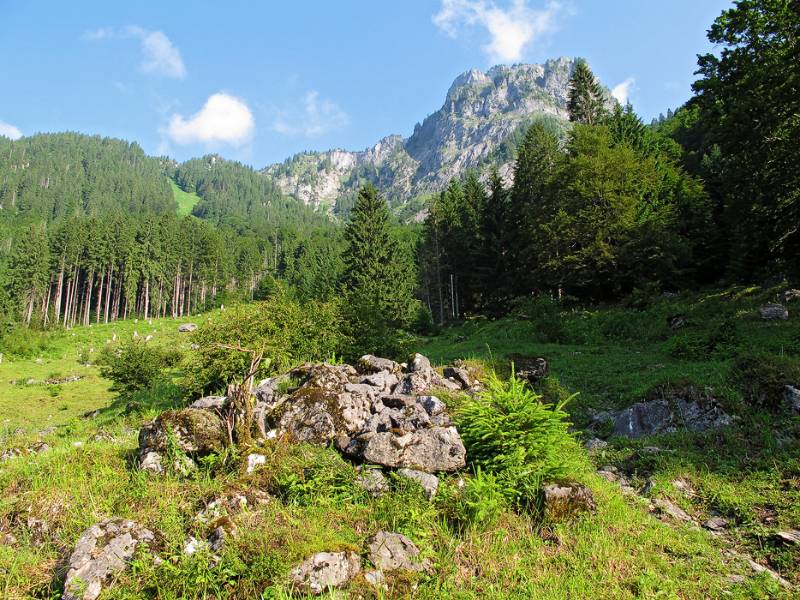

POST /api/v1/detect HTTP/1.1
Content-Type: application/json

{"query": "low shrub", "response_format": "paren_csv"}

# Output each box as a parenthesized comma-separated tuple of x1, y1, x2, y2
(455, 372, 587, 513)
(511, 296, 569, 343)
(666, 314, 739, 360)
(96, 339, 182, 395)
(734, 352, 800, 410)
(182, 287, 348, 397)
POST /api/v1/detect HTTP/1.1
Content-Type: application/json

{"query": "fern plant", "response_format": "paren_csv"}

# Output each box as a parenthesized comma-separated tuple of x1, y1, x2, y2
(456, 371, 586, 511)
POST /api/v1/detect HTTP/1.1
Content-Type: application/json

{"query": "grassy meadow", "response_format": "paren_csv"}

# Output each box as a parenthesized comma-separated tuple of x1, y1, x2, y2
(0, 286, 797, 598)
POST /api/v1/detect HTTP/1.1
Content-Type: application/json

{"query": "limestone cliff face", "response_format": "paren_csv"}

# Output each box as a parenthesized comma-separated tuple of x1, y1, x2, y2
(262, 57, 576, 209)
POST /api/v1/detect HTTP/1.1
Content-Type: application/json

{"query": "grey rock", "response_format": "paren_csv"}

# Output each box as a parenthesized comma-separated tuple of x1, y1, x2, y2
(360, 371, 399, 392)
(139, 451, 163, 474)
(419, 395, 446, 416)
(759, 303, 788, 320)
(277, 387, 371, 445)
(584, 437, 608, 452)
(652, 498, 693, 523)
(366, 531, 427, 572)
(667, 315, 687, 330)
(138, 408, 226, 455)
(252, 374, 291, 409)
(344, 426, 466, 473)
(595, 398, 731, 439)
(784, 385, 800, 414)
(355, 467, 390, 497)
(775, 530, 800, 544)
(289, 551, 362, 595)
(358, 355, 400, 374)
(178, 323, 198, 332)
(364, 569, 386, 588)
(408, 353, 433, 373)
(783, 289, 800, 303)
(208, 526, 226, 552)
(190, 395, 227, 410)
(397, 468, 439, 499)
(443, 366, 473, 389)
(246, 453, 266, 473)
(543, 483, 596, 520)
(63, 519, 154, 600)
(704, 516, 728, 531)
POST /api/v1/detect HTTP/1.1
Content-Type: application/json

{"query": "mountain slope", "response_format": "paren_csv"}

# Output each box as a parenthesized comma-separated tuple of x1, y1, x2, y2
(263, 57, 576, 209)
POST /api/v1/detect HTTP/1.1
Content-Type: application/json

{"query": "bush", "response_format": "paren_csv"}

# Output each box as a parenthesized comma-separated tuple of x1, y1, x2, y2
(182, 287, 348, 397)
(455, 372, 587, 512)
(735, 352, 800, 409)
(511, 296, 569, 343)
(437, 469, 508, 531)
(666, 315, 739, 360)
(96, 339, 182, 395)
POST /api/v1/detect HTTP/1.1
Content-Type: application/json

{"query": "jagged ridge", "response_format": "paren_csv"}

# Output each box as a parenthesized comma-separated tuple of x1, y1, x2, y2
(262, 57, 576, 209)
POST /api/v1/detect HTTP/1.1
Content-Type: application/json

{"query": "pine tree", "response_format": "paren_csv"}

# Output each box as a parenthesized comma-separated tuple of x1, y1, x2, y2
(567, 59, 607, 125)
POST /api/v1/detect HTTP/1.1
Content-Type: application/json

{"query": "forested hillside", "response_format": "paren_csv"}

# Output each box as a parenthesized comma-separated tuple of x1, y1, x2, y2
(0, 135, 338, 328)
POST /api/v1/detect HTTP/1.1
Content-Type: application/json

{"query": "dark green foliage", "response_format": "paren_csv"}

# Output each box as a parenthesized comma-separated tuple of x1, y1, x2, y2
(96, 340, 182, 395)
(681, 0, 800, 279)
(341, 184, 417, 356)
(182, 289, 347, 397)
(456, 373, 586, 511)
(567, 59, 607, 125)
(735, 352, 800, 410)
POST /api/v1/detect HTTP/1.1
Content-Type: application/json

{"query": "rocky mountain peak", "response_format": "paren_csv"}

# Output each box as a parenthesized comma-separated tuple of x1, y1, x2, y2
(262, 58, 578, 211)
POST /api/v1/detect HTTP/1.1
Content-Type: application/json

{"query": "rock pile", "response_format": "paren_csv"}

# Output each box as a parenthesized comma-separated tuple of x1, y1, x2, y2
(138, 353, 473, 483)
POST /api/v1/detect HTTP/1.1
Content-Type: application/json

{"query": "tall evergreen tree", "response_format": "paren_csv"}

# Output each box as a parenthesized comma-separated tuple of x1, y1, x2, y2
(567, 59, 607, 125)
(342, 184, 416, 354)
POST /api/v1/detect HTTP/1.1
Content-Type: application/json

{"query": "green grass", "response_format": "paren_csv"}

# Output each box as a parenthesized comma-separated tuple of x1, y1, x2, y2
(0, 287, 797, 597)
(0, 314, 205, 431)
(170, 179, 201, 217)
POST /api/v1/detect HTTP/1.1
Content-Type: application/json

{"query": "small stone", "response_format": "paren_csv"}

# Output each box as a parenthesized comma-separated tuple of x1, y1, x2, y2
(184, 536, 206, 556)
(358, 355, 400, 374)
(543, 483, 596, 520)
(190, 396, 227, 410)
(397, 469, 439, 499)
(784, 385, 800, 415)
(178, 323, 198, 332)
(759, 303, 788, 320)
(355, 467, 389, 497)
(246, 453, 266, 474)
(139, 451, 163, 474)
(775, 530, 800, 544)
(289, 551, 362, 595)
(208, 526, 226, 552)
(584, 437, 608, 452)
(418, 395, 446, 416)
(652, 498, 693, 523)
(364, 569, 386, 588)
(366, 531, 427, 572)
(704, 516, 728, 531)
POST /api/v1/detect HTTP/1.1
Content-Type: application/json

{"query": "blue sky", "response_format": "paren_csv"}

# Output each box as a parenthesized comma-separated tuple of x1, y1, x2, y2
(1, 0, 733, 167)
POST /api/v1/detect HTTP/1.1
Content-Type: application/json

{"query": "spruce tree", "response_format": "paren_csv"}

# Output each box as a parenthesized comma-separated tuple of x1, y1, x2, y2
(567, 59, 606, 125)
(342, 184, 416, 354)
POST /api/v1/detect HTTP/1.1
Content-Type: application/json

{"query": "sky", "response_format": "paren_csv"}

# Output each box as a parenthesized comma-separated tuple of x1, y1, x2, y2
(1, 0, 733, 167)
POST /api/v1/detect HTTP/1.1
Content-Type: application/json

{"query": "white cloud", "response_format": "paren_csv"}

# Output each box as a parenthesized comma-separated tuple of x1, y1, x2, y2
(273, 91, 350, 137)
(0, 121, 22, 140)
(611, 77, 635, 105)
(166, 93, 254, 146)
(84, 26, 186, 79)
(433, 0, 561, 63)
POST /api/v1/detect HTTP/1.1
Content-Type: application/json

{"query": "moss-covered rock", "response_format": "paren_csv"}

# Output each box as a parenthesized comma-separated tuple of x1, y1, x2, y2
(139, 408, 226, 454)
